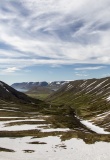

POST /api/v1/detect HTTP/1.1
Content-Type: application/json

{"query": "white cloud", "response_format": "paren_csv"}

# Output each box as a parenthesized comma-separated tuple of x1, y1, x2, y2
(0, 0, 110, 69)
(102, 73, 110, 77)
(3, 67, 20, 73)
(74, 66, 106, 71)
(75, 73, 88, 77)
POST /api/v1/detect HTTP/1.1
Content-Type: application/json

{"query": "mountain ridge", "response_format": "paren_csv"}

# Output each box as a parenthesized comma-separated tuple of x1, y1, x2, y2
(11, 81, 69, 96)
(11, 81, 68, 90)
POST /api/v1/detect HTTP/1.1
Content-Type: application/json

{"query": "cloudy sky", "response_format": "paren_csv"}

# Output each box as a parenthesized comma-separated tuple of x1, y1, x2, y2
(0, 0, 110, 84)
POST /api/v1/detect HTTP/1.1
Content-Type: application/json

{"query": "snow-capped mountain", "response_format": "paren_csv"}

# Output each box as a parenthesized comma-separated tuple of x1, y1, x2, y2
(11, 81, 69, 93)
(11, 81, 49, 90)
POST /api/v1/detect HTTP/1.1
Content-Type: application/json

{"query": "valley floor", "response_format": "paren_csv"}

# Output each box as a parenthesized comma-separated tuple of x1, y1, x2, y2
(0, 101, 110, 160)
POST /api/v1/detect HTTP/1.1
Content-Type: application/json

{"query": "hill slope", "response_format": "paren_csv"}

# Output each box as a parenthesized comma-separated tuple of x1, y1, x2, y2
(47, 77, 110, 132)
(0, 81, 42, 104)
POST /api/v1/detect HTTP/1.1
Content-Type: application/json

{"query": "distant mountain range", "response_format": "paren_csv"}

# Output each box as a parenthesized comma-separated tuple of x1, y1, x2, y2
(11, 81, 69, 94)
(11, 81, 48, 90)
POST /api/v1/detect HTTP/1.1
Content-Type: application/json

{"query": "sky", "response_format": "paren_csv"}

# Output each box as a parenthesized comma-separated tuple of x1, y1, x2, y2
(0, 0, 110, 85)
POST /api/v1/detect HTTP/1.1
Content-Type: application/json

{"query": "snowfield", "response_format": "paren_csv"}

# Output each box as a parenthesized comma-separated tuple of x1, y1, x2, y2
(0, 114, 110, 160)
(0, 136, 110, 160)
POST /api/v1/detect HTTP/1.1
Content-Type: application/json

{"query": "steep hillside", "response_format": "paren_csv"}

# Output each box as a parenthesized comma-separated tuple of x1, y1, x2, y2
(0, 81, 42, 104)
(47, 77, 110, 132)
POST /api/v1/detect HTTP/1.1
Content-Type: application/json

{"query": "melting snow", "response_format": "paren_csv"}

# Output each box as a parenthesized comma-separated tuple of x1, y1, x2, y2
(0, 117, 28, 119)
(106, 96, 110, 101)
(93, 79, 108, 89)
(96, 110, 110, 118)
(81, 120, 110, 134)
(0, 136, 110, 160)
(66, 84, 73, 91)
(0, 82, 10, 92)
(80, 81, 87, 87)
(41, 128, 70, 132)
(5, 89, 9, 92)
(0, 122, 46, 131)
(86, 81, 97, 88)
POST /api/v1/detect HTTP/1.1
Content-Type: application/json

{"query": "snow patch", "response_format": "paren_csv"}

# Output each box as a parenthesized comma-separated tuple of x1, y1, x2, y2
(0, 82, 10, 92)
(0, 136, 110, 160)
(94, 79, 108, 90)
(106, 96, 110, 101)
(0, 122, 47, 131)
(80, 81, 87, 87)
(66, 84, 73, 91)
(41, 128, 70, 132)
(81, 120, 110, 134)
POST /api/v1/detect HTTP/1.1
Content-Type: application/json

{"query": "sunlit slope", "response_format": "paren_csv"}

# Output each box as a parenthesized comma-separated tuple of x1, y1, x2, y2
(47, 77, 110, 131)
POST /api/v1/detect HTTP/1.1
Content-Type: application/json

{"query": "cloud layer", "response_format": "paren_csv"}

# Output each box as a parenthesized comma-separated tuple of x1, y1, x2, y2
(0, 0, 110, 72)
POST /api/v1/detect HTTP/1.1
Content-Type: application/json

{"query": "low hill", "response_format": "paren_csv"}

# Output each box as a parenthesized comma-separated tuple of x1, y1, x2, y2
(26, 86, 54, 95)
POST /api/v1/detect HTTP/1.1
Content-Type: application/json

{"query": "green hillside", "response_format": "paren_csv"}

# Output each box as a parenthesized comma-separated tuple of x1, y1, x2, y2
(47, 77, 110, 132)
